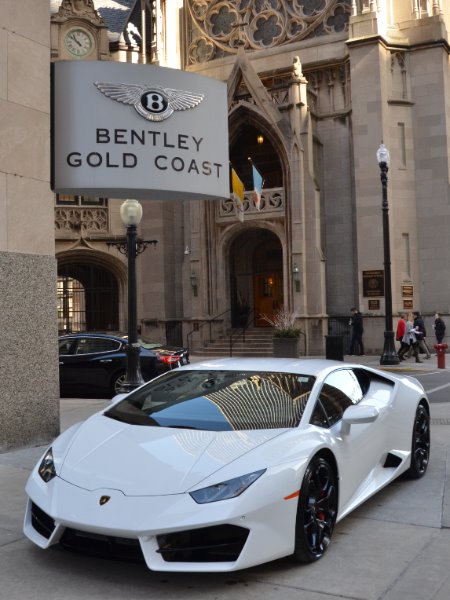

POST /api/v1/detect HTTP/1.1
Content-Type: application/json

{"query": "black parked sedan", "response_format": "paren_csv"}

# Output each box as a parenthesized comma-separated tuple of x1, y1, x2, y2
(58, 333, 189, 398)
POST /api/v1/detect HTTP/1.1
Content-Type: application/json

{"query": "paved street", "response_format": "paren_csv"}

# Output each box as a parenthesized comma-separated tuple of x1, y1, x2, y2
(1, 354, 450, 600)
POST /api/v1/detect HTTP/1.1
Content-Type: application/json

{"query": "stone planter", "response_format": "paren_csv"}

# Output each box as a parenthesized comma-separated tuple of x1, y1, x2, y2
(273, 336, 301, 358)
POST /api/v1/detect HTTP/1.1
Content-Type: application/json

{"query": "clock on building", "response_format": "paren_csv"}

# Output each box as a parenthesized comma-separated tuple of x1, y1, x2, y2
(64, 27, 94, 57)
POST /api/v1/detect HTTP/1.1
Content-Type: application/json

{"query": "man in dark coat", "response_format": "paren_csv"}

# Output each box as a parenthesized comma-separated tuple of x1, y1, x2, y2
(413, 311, 431, 359)
(349, 308, 364, 356)
(434, 312, 446, 344)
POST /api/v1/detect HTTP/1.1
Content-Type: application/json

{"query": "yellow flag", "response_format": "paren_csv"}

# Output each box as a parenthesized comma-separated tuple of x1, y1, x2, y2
(231, 168, 244, 204)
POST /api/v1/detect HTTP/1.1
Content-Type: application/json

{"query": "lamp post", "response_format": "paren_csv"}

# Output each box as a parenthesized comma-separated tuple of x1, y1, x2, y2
(120, 199, 145, 392)
(292, 263, 300, 293)
(190, 270, 198, 296)
(377, 143, 399, 365)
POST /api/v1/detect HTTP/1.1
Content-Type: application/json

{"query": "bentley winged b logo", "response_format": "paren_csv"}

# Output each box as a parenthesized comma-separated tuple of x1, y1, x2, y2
(94, 81, 204, 122)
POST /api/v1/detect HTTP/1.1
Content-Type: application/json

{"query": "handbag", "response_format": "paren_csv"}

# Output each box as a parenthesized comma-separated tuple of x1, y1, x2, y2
(415, 331, 424, 341)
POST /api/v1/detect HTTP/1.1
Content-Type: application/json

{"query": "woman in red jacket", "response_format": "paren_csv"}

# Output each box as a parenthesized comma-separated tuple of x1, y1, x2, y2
(396, 314, 407, 360)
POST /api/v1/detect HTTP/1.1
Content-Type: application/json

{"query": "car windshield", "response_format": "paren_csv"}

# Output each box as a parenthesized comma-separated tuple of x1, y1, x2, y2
(104, 369, 315, 431)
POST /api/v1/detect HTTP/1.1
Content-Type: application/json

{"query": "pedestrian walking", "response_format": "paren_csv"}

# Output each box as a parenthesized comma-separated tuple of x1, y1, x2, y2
(349, 307, 365, 356)
(398, 312, 422, 363)
(413, 311, 431, 359)
(396, 314, 408, 359)
(434, 312, 446, 344)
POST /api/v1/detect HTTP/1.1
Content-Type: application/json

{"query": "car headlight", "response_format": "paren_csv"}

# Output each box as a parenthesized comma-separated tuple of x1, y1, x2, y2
(189, 469, 266, 504)
(38, 448, 56, 483)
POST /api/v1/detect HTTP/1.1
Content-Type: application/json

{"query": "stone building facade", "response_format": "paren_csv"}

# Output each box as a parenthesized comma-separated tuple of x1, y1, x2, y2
(0, 1, 59, 451)
(50, 1, 450, 360)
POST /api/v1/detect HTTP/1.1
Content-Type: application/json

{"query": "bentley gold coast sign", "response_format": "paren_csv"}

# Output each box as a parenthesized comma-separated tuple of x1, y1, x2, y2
(51, 61, 229, 201)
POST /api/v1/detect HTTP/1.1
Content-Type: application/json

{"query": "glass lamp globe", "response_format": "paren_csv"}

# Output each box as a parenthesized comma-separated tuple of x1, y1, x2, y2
(120, 199, 143, 227)
(376, 143, 390, 167)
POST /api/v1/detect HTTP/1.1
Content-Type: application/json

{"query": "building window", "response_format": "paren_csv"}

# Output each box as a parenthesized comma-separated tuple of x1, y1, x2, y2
(398, 122, 407, 168)
(57, 276, 86, 334)
(56, 194, 107, 206)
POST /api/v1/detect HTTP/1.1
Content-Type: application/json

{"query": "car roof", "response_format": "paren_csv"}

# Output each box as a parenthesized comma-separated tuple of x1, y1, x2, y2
(59, 333, 125, 342)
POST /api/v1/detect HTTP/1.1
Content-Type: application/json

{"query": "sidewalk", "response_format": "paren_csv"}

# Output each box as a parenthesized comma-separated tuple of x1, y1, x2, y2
(191, 349, 450, 372)
(1, 356, 450, 600)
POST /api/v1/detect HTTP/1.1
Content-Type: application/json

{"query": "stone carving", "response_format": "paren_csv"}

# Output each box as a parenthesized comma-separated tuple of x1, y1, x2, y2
(52, 0, 105, 26)
(293, 55, 304, 80)
(218, 188, 285, 220)
(187, 0, 351, 63)
(55, 207, 108, 233)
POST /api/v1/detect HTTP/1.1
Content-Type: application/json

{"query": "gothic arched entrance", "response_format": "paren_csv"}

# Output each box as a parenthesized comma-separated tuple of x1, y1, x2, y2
(57, 259, 120, 334)
(230, 229, 283, 327)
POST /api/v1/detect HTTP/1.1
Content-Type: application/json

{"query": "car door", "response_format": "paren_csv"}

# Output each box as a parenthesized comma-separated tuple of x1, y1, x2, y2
(59, 336, 124, 391)
(310, 368, 388, 513)
(58, 337, 78, 391)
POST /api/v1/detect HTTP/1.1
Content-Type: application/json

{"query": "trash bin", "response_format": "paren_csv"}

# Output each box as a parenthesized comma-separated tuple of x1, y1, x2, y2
(325, 335, 344, 361)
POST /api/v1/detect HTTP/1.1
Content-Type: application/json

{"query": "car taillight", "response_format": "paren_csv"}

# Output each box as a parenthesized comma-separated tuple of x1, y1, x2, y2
(159, 355, 180, 365)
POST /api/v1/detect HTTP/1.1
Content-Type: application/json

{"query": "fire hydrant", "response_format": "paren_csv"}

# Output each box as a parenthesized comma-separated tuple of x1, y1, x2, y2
(434, 343, 448, 369)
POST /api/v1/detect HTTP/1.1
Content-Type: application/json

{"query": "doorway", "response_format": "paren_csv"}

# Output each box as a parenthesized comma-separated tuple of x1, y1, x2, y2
(229, 229, 283, 327)
(253, 271, 283, 326)
(57, 262, 119, 333)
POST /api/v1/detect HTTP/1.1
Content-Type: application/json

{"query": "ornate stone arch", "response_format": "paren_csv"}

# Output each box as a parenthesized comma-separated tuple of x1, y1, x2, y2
(56, 248, 127, 332)
(57, 248, 127, 284)
(228, 103, 291, 188)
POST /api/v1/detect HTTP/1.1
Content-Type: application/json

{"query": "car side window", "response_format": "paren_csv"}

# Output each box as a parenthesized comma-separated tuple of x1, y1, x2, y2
(310, 369, 364, 428)
(76, 338, 121, 354)
(59, 339, 75, 355)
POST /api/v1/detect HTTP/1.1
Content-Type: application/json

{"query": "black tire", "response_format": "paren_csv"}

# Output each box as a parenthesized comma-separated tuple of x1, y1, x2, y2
(110, 371, 126, 397)
(405, 403, 430, 479)
(293, 456, 338, 563)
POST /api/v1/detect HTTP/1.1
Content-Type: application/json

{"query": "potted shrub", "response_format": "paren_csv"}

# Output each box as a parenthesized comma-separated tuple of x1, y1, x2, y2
(261, 306, 302, 358)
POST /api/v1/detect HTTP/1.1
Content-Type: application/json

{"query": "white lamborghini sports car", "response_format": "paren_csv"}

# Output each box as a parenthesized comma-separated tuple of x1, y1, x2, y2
(24, 358, 430, 572)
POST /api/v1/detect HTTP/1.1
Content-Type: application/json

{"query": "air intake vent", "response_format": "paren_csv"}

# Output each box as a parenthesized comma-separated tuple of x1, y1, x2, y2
(157, 524, 249, 563)
(60, 528, 144, 563)
(383, 453, 403, 468)
(31, 503, 56, 539)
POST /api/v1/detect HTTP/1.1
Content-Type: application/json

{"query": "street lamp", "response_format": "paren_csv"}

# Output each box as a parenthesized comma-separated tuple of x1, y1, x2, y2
(190, 270, 198, 296)
(292, 263, 300, 292)
(120, 199, 145, 392)
(377, 143, 399, 365)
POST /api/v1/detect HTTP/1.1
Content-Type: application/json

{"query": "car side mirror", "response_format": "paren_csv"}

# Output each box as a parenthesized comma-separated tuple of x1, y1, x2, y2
(341, 404, 379, 436)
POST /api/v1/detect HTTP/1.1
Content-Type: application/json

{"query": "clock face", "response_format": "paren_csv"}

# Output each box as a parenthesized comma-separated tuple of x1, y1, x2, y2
(64, 28, 94, 58)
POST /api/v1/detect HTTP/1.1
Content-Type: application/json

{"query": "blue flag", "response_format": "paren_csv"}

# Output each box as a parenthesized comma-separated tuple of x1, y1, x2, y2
(252, 164, 264, 210)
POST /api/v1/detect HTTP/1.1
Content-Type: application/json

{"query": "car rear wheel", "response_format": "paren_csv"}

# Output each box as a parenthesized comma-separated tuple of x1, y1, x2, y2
(405, 403, 430, 479)
(111, 371, 126, 396)
(293, 456, 337, 563)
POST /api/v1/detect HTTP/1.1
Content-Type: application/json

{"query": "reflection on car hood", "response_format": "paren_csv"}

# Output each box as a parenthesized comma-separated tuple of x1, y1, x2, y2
(59, 414, 281, 496)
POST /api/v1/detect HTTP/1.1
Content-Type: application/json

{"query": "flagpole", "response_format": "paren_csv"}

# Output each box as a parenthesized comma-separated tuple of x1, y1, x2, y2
(140, 0, 147, 64)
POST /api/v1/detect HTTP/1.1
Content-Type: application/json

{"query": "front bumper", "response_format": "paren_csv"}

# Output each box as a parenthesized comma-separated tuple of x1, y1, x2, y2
(24, 468, 299, 572)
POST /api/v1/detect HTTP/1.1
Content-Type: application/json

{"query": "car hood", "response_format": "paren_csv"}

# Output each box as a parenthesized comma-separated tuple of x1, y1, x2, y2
(59, 414, 283, 496)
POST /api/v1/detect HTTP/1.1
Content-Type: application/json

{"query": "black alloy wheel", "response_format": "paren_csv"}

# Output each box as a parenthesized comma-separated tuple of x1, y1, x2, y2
(405, 403, 430, 479)
(293, 456, 338, 563)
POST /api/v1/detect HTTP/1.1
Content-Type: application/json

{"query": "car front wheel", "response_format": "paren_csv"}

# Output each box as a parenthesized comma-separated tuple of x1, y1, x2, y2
(293, 455, 338, 563)
(405, 403, 430, 479)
